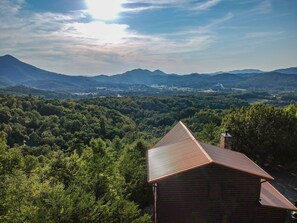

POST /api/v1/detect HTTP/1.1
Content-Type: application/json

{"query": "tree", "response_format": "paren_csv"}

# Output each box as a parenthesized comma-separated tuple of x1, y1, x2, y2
(0, 107, 11, 124)
(197, 122, 221, 145)
(222, 104, 297, 164)
(117, 144, 151, 207)
(99, 117, 107, 138)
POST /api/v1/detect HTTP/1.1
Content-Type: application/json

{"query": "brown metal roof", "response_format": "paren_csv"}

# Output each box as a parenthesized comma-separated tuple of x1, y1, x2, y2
(148, 138, 211, 183)
(260, 181, 297, 211)
(153, 121, 193, 148)
(147, 121, 273, 183)
(200, 142, 273, 180)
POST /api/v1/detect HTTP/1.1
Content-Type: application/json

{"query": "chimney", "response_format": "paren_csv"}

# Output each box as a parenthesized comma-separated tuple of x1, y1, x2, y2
(220, 131, 232, 150)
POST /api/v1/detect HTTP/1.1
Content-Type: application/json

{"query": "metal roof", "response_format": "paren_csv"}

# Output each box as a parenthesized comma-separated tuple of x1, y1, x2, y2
(148, 138, 211, 182)
(200, 142, 273, 180)
(153, 121, 193, 148)
(260, 181, 297, 211)
(147, 121, 273, 183)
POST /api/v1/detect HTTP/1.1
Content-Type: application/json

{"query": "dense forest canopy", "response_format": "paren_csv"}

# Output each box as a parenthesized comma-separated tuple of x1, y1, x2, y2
(0, 94, 296, 222)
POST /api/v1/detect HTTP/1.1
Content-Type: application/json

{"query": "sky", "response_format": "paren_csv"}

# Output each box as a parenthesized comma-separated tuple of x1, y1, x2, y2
(0, 0, 296, 75)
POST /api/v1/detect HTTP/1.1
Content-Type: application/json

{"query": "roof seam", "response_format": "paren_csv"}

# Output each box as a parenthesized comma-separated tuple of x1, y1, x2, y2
(179, 121, 196, 141)
(152, 121, 192, 148)
(199, 141, 273, 180)
(148, 121, 274, 183)
(242, 154, 274, 180)
(150, 137, 194, 152)
(179, 121, 213, 163)
(260, 182, 297, 211)
(148, 162, 211, 183)
(193, 139, 213, 163)
(264, 182, 297, 208)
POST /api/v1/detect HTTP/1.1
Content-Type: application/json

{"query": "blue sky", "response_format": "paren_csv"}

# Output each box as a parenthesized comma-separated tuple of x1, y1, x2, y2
(0, 0, 296, 75)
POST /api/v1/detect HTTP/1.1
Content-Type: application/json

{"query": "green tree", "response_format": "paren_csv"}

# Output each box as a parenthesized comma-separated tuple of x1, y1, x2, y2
(222, 104, 297, 164)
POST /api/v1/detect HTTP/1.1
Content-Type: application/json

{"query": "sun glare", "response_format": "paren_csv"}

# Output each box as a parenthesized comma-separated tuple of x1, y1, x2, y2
(85, 0, 124, 21)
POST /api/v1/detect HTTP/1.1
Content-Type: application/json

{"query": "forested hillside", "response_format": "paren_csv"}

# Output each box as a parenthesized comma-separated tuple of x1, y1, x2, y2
(0, 94, 296, 222)
(1, 55, 297, 93)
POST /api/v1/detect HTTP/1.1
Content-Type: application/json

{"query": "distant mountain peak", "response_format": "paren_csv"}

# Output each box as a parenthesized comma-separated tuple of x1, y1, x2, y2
(122, 68, 166, 76)
(2, 54, 15, 58)
(274, 67, 297, 75)
(1, 54, 20, 61)
(124, 68, 148, 73)
(133, 68, 151, 72)
(153, 69, 166, 75)
(227, 69, 264, 74)
(1, 55, 296, 92)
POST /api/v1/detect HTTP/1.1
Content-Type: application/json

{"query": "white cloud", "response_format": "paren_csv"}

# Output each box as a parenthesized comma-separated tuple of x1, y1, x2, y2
(248, 0, 272, 15)
(65, 21, 132, 44)
(123, 0, 222, 12)
(195, 0, 222, 11)
(0, 0, 230, 74)
(244, 31, 283, 39)
(0, 0, 24, 15)
(126, 0, 188, 5)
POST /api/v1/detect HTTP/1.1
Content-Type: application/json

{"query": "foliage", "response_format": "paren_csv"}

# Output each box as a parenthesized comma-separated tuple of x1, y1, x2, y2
(0, 95, 136, 150)
(83, 94, 247, 141)
(0, 93, 296, 222)
(222, 104, 297, 164)
(0, 136, 150, 223)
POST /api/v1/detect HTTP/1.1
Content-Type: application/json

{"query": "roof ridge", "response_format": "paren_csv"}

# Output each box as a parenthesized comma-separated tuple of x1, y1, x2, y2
(179, 121, 213, 163)
(199, 141, 274, 180)
(148, 121, 274, 182)
(264, 182, 296, 209)
(194, 140, 213, 163)
(178, 121, 195, 140)
(152, 121, 192, 148)
(150, 137, 194, 150)
(260, 181, 297, 211)
(242, 153, 274, 180)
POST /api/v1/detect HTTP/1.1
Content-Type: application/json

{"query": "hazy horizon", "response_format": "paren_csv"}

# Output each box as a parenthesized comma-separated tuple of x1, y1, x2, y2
(0, 0, 296, 76)
(3, 54, 291, 77)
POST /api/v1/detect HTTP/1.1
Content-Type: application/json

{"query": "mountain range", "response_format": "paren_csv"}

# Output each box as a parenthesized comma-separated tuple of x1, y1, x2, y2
(0, 55, 296, 94)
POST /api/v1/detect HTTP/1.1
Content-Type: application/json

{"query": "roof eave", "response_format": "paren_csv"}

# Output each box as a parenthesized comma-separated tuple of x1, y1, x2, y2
(148, 161, 212, 184)
(260, 203, 297, 211)
(214, 163, 274, 180)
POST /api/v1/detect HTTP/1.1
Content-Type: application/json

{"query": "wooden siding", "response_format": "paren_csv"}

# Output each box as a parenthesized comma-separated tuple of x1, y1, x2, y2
(156, 164, 262, 223)
(255, 206, 286, 223)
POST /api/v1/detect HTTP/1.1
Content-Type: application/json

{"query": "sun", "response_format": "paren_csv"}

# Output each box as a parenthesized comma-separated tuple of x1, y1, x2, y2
(85, 0, 124, 21)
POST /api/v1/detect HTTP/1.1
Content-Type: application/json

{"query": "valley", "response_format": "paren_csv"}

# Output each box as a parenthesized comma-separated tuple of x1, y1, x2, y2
(1, 55, 297, 96)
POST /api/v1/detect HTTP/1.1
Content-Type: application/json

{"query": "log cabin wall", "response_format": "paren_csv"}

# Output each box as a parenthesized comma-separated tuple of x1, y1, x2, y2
(254, 206, 286, 223)
(156, 164, 267, 223)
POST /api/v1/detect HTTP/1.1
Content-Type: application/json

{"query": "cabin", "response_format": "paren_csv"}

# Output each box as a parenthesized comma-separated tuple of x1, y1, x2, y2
(147, 121, 297, 223)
